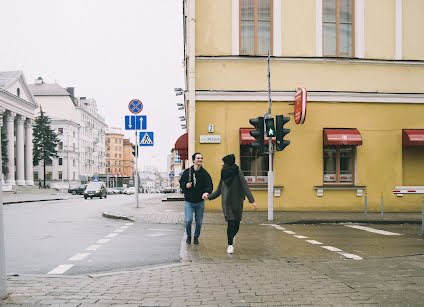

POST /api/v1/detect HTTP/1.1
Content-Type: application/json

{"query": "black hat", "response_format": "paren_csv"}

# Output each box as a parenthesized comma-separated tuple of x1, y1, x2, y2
(222, 154, 235, 166)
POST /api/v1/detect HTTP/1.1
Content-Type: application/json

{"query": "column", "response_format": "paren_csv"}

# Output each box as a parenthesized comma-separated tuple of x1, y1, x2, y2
(25, 119, 34, 185)
(0, 109, 4, 185)
(15, 115, 25, 185)
(0, 111, 7, 299)
(5, 111, 15, 185)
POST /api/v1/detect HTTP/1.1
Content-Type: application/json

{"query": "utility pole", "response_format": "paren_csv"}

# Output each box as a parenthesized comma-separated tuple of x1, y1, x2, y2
(135, 131, 139, 208)
(267, 52, 274, 221)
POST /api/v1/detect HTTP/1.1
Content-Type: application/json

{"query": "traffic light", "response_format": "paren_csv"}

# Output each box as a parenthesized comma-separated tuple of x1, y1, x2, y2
(265, 118, 275, 137)
(249, 117, 264, 154)
(132, 144, 138, 157)
(276, 115, 290, 151)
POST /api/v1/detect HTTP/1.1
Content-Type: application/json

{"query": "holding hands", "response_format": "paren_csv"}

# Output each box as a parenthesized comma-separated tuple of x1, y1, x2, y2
(202, 193, 209, 200)
(250, 202, 257, 210)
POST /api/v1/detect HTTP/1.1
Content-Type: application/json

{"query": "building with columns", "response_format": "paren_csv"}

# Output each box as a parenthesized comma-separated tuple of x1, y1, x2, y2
(0, 71, 37, 189)
(29, 78, 106, 186)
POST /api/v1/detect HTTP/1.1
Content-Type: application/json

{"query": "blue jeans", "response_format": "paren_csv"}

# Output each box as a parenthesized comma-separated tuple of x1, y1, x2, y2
(184, 200, 205, 238)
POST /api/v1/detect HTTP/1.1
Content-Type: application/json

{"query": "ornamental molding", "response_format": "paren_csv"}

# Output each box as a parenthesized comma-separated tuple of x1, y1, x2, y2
(195, 91, 424, 104)
(196, 56, 424, 66)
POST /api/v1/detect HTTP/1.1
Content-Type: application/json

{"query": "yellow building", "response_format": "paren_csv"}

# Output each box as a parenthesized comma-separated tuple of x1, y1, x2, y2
(123, 138, 135, 178)
(182, 0, 424, 212)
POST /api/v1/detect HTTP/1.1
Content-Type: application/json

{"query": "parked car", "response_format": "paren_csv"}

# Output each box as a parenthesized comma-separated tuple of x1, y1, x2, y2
(84, 182, 107, 199)
(123, 187, 136, 195)
(106, 188, 115, 195)
(162, 187, 177, 194)
(114, 187, 125, 194)
(68, 184, 87, 195)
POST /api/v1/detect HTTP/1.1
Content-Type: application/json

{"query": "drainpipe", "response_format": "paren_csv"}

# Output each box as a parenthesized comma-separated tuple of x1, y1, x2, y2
(187, 0, 195, 167)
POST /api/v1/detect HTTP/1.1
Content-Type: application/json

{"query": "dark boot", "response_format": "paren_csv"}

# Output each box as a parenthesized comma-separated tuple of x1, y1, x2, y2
(186, 237, 191, 244)
(194, 237, 199, 244)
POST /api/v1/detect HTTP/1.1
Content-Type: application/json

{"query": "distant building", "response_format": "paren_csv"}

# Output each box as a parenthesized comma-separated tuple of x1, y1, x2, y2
(0, 71, 38, 190)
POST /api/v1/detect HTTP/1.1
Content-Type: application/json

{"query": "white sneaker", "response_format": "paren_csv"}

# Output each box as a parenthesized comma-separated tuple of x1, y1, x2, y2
(227, 245, 234, 254)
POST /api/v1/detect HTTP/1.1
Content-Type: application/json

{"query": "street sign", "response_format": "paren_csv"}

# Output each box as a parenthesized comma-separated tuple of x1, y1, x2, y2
(125, 115, 147, 130)
(128, 99, 143, 114)
(139, 131, 154, 146)
(169, 173, 174, 179)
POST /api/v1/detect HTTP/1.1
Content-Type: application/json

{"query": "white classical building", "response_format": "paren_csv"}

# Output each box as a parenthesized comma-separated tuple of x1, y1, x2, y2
(0, 71, 37, 189)
(29, 78, 106, 186)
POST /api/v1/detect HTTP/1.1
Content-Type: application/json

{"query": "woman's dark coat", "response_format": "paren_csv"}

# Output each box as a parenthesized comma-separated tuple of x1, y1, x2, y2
(208, 169, 255, 221)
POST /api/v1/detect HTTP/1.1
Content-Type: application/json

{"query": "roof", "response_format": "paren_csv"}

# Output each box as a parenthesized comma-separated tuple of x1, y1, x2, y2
(28, 83, 70, 96)
(0, 71, 22, 89)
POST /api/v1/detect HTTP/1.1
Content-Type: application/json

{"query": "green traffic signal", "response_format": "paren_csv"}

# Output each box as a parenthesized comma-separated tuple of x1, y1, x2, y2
(265, 118, 275, 137)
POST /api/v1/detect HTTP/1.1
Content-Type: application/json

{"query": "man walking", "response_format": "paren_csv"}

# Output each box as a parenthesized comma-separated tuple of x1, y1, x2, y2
(179, 152, 213, 244)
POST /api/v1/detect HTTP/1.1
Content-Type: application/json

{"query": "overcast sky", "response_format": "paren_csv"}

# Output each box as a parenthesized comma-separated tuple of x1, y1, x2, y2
(0, 0, 185, 173)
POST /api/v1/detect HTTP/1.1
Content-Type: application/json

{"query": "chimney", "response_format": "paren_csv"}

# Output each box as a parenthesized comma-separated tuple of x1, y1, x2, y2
(66, 87, 75, 98)
(35, 77, 44, 85)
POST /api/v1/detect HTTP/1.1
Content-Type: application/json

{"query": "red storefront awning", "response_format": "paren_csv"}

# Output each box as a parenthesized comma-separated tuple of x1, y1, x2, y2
(174, 133, 188, 161)
(323, 129, 362, 146)
(240, 128, 276, 145)
(403, 129, 424, 146)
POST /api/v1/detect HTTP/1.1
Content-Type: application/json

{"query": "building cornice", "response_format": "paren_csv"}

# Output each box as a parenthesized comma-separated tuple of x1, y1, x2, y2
(0, 90, 37, 118)
(195, 90, 424, 104)
(196, 56, 424, 66)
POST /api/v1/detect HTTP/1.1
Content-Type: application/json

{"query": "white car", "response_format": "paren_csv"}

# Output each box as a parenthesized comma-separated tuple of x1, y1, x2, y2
(123, 187, 136, 195)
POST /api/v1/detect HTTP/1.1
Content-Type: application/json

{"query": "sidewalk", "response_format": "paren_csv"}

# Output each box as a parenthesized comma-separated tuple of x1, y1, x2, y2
(1, 193, 423, 306)
(103, 193, 423, 225)
(2, 189, 79, 205)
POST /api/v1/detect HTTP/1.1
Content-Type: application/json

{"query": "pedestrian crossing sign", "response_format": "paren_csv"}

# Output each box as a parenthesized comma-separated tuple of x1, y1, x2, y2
(139, 131, 154, 146)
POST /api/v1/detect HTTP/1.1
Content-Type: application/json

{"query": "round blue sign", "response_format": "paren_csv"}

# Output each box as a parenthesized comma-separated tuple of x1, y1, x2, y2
(129, 99, 143, 114)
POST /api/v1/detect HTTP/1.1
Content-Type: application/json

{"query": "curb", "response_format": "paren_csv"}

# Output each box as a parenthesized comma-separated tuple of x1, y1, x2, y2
(3, 198, 65, 205)
(281, 220, 422, 225)
(102, 211, 135, 222)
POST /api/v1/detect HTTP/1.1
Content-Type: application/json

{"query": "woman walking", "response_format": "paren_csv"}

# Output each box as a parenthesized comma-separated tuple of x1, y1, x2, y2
(205, 154, 257, 254)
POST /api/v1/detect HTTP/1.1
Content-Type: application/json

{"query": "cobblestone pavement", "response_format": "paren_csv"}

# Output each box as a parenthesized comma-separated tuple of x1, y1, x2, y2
(2, 194, 424, 306)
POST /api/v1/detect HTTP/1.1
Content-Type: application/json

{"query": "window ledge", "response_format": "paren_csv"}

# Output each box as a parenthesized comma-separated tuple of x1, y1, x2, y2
(314, 185, 366, 197)
(249, 185, 283, 191)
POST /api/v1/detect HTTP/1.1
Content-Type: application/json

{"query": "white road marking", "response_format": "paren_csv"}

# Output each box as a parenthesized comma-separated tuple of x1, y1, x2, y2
(106, 233, 118, 238)
(85, 245, 101, 251)
(125, 223, 134, 226)
(114, 229, 125, 233)
(147, 228, 179, 232)
(321, 246, 343, 252)
(68, 253, 90, 261)
(97, 238, 111, 244)
(306, 240, 323, 245)
(47, 264, 74, 275)
(293, 235, 308, 239)
(338, 252, 363, 260)
(120, 226, 130, 229)
(145, 233, 166, 237)
(284, 230, 296, 234)
(344, 225, 402, 236)
(274, 226, 286, 230)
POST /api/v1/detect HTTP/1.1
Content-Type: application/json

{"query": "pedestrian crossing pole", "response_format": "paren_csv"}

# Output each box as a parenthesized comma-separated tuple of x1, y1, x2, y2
(267, 51, 274, 222)
(135, 131, 139, 208)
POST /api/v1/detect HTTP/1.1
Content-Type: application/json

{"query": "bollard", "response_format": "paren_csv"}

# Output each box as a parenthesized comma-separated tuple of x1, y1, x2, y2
(364, 192, 368, 216)
(381, 192, 384, 218)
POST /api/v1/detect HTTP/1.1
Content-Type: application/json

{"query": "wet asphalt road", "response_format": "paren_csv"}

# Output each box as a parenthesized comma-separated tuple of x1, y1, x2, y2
(3, 194, 183, 275)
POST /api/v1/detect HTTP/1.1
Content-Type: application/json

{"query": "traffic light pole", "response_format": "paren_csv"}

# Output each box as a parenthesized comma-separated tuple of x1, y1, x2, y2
(267, 52, 274, 221)
(135, 131, 139, 208)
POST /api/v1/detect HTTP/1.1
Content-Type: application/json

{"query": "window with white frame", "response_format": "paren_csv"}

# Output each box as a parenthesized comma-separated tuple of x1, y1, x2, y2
(323, 146, 355, 183)
(323, 0, 354, 57)
(240, 144, 269, 185)
(240, 0, 272, 55)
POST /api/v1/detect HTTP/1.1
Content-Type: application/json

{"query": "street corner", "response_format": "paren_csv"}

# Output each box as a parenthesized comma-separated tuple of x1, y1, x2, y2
(102, 211, 135, 222)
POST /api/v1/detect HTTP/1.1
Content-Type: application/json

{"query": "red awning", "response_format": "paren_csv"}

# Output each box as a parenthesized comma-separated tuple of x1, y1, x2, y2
(174, 133, 188, 161)
(403, 129, 424, 146)
(323, 129, 362, 146)
(240, 128, 276, 145)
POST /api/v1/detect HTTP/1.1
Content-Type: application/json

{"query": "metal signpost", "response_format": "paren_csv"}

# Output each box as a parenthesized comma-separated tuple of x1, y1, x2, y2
(266, 53, 274, 221)
(125, 99, 155, 208)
